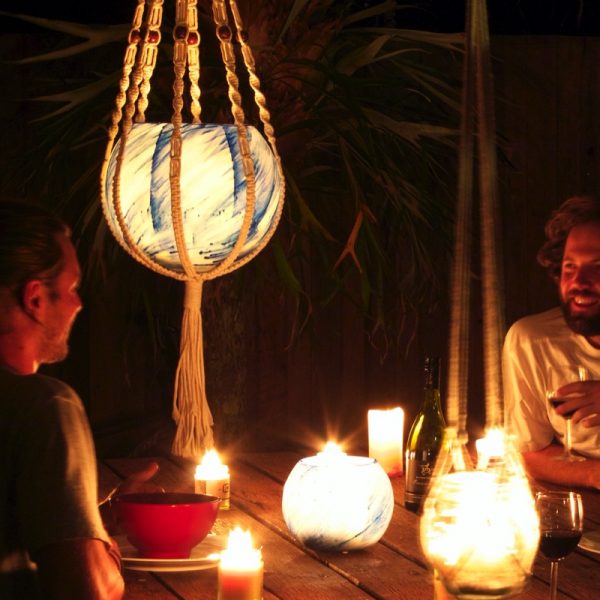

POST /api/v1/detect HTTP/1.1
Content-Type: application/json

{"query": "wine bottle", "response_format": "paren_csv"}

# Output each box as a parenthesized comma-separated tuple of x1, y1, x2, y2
(404, 356, 446, 513)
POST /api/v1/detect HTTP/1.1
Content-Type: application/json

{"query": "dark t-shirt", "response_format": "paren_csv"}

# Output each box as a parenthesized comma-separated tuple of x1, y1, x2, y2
(0, 369, 109, 599)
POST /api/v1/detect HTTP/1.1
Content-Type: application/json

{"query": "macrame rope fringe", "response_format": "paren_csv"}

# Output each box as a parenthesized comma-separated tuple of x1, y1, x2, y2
(171, 280, 214, 459)
(446, 0, 505, 442)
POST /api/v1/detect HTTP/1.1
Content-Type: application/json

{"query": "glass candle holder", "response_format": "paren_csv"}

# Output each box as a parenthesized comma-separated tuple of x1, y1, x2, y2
(282, 449, 394, 551)
(420, 456, 539, 598)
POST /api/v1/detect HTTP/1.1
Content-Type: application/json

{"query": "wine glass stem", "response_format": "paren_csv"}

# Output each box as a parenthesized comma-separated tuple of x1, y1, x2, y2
(550, 560, 559, 600)
(565, 419, 573, 457)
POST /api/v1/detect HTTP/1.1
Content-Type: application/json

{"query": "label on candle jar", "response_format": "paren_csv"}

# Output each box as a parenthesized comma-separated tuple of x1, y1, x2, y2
(195, 477, 230, 510)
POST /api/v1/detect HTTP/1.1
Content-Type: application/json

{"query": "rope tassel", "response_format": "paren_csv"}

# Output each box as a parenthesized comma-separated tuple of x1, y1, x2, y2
(171, 280, 214, 459)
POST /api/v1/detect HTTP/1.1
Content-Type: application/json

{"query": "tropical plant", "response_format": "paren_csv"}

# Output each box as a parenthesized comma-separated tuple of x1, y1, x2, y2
(1, 2, 463, 445)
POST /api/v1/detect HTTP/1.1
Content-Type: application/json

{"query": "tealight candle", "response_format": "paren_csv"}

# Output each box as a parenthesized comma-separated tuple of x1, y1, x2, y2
(368, 407, 404, 477)
(195, 449, 230, 510)
(218, 528, 263, 600)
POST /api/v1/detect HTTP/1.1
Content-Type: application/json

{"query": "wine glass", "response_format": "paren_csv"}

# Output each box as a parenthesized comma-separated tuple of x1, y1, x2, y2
(546, 366, 588, 462)
(536, 490, 583, 600)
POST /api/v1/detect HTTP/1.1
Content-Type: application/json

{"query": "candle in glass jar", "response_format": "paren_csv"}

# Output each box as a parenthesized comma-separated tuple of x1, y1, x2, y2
(368, 407, 404, 477)
(218, 528, 263, 600)
(195, 449, 230, 509)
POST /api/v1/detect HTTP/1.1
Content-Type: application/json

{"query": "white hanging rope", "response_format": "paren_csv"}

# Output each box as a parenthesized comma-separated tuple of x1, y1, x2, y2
(446, 0, 506, 441)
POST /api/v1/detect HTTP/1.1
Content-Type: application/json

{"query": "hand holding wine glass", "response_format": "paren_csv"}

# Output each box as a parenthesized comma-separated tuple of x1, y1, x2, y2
(546, 366, 588, 462)
(536, 490, 583, 600)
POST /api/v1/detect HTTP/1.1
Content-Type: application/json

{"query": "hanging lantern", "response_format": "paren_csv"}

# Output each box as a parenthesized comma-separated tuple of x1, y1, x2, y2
(99, 0, 285, 459)
(103, 123, 282, 273)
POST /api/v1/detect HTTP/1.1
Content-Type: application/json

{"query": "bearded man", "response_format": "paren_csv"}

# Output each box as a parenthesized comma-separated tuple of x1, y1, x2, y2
(503, 195, 600, 488)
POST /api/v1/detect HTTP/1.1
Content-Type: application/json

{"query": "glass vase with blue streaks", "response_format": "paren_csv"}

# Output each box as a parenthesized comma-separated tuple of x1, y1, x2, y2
(281, 443, 394, 551)
(103, 122, 282, 274)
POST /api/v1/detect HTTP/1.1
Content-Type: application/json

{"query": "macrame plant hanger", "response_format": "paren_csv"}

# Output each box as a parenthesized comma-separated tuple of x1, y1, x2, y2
(421, 4, 540, 595)
(99, 0, 285, 459)
(444, 0, 505, 461)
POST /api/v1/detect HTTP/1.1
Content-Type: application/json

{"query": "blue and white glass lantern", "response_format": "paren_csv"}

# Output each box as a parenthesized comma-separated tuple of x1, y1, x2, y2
(103, 122, 282, 275)
(282, 444, 394, 551)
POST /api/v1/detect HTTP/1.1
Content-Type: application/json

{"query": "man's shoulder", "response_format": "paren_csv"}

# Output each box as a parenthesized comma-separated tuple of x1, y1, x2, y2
(0, 369, 80, 410)
(0, 368, 75, 393)
(506, 307, 567, 343)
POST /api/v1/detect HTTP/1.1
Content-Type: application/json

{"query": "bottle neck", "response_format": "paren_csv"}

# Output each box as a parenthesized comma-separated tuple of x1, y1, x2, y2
(423, 386, 443, 412)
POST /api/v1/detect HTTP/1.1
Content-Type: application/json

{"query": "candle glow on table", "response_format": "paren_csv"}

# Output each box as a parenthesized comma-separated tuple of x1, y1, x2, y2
(420, 429, 540, 598)
(368, 407, 404, 477)
(195, 449, 230, 510)
(218, 527, 263, 600)
(282, 441, 394, 551)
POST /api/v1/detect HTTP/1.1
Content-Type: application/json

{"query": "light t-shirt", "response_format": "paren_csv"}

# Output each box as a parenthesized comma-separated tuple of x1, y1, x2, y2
(502, 306, 600, 457)
(0, 368, 110, 598)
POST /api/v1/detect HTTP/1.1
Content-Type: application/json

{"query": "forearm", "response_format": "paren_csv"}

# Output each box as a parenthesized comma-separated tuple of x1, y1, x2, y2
(34, 539, 124, 600)
(523, 444, 600, 489)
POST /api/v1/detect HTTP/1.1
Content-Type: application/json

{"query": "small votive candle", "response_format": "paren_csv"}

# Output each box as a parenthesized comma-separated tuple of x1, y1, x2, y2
(218, 528, 263, 600)
(195, 449, 230, 510)
(368, 407, 404, 477)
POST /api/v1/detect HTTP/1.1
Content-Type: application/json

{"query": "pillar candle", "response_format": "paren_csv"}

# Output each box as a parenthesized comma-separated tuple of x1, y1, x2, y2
(195, 449, 230, 510)
(368, 407, 404, 477)
(218, 528, 263, 600)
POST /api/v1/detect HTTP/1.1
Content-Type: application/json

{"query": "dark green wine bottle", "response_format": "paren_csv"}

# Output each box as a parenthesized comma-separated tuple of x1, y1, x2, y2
(404, 356, 446, 513)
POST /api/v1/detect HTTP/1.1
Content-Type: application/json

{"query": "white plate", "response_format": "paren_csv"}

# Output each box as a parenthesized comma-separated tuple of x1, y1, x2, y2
(578, 530, 600, 554)
(117, 534, 225, 572)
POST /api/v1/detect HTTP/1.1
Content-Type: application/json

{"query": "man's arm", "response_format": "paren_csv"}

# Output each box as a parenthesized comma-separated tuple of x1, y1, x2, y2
(523, 443, 600, 488)
(33, 538, 124, 600)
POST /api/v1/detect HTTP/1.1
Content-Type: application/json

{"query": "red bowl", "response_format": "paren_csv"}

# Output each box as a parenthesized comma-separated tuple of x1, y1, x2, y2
(113, 492, 220, 558)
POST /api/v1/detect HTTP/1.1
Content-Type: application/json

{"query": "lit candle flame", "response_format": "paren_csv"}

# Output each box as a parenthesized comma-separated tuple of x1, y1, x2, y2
(475, 427, 505, 469)
(318, 441, 345, 457)
(220, 527, 262, 570)
(195, 449, 229, 480)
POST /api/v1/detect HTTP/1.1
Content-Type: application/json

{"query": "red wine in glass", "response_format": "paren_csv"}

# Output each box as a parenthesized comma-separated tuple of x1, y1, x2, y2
(539, 530, 582, 560)
(549, 398, 576, 419)
(536, 490, 583, 600)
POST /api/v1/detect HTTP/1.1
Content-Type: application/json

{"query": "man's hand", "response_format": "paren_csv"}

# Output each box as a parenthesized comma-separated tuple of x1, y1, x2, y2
(116, 461, 163, 496)
(554, 380, 600, 426)
(100, 462, 163, 534)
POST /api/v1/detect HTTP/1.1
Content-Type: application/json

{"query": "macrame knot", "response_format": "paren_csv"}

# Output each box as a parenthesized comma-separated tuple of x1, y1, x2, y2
(184, 278, 202, 308)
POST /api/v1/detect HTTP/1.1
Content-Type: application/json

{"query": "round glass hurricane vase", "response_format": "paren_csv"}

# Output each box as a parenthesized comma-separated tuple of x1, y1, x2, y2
(281, 455, 394, 551)
(104, 122, 283, 275)
(420, 471, 539, 599)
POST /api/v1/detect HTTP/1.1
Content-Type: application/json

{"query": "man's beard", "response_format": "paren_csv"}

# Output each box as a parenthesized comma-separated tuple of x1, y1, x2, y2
(561, 296, 600, 337)
(39, 323, 70, 364)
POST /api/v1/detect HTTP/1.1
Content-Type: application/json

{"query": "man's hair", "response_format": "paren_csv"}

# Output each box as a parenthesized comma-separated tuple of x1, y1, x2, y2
(0, 201, 69, 296)
(537, 194, 600, 281)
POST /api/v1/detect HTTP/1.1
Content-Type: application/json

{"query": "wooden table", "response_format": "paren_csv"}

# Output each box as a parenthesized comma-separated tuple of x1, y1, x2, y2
(98, 451, 600, 599)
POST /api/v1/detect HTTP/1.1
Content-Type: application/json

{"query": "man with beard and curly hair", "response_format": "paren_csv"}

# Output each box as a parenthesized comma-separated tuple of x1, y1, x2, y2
(503, 194, 600, 487)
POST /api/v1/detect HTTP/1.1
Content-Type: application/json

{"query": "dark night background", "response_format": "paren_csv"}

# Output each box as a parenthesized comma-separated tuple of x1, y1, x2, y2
(1, 0, 599, 453)
(0, 1, 599, 34)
